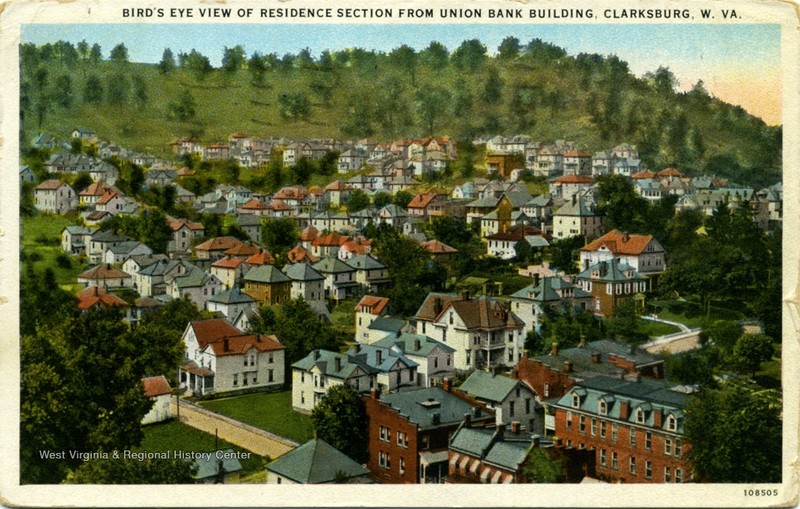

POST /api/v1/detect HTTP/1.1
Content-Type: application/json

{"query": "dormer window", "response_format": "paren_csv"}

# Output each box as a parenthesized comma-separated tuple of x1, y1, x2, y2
(635, 408, 645, 424)
(667, 415, 677, 432)
(598, 400, 607, 415)
(572, 393, 580, 408)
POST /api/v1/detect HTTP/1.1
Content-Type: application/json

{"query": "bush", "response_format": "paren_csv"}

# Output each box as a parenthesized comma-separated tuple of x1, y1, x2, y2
(55, 253, 73, 269)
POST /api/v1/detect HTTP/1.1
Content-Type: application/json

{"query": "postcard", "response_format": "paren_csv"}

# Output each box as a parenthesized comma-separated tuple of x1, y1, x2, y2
(0, 0, 797, 506)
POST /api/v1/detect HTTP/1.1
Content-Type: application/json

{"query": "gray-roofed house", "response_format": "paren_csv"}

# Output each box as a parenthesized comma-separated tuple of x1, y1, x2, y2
(291, 349, 378, 414)
(508, 275, 592, 333)
(575, 259, 648, 317)
(61, 225, 98, 255)
(191, 449, 243, 484)
(346, 254, 390, 293)
(373, 333, 455, 388)
(242, 265, 291, 305)
(171, 266, 223, 310)
(282, 263, 328, 319)
(552, 194, 604, 241)
(206, 286, 257, 322)
(346, 343, 418, 393)
(448, 421, 533, 484)
(312, 257, 359, 301)
(20, 165, 36, 184)
(365, 384, 495, 483)
(365, 316, 408, 344)
(102, 240, 153, 265)
(458, 370, 539, 431)
(266, 439, 371, 484)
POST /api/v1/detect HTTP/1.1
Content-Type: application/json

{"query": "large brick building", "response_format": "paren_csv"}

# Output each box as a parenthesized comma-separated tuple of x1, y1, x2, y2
(364, 382, 493, 484)
(574, 259, 648, 317)
(549, 376, 693, 483)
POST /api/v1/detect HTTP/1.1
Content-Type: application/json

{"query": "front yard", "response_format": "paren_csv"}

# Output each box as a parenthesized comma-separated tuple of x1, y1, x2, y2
(22, 213, 87, 292)
(198, 390, 315, 444)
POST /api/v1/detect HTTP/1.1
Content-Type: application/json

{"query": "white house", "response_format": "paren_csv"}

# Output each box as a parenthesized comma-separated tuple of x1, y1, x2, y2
(34, 180, 77, 214)
(372, 333, 455, 388)
(458, 370, 539, 431)
(141, 376, 172, 424)
(579, 229, 666, 276)
(291, 349, 377, 414)
(171, 266, 224, 310)
(354, 295, 390, 344)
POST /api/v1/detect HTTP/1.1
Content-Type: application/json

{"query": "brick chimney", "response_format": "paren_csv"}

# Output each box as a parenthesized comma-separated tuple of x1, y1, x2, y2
(313, 350, 320, 360)
(495, 423, 506, 438)
(533, 273, 540, 287)
(591, 352, 601, 364)
(334, 356, 341, 372)
(463, 413, 472, 427)
(550, 342, 559, 356)
(620, 400, 630, 420)
(370, 388, 379, 400)
(443, 377, 452, 392)
(511, 421, 520, 434)
(562, 361, 573, 374)
(223, 337, 229, 352)
(653, 408, 663, 429)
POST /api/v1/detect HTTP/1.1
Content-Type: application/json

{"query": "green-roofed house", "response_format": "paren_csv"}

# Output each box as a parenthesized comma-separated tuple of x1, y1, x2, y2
(206, 286, 257, 322)
(190, 449, 243, 484)
(291, 349, 378, 414)
(373, 333, 456, 388)
(242, 265, 291, 305)
(364, 316, 408, 344)
(170, 266, 224, 311)
(552, 193, 604, 241)
(312, 256, 359, 301)
(509, 275, 592, 334)
(365, 385, 494, 484)
(574, 259, 648, 317)
(282, 263, 329, 319)
(459, 370, 539, 432)
(346, 254, 390, 293)
(266, 439, 371, 484)
(448, 421, 533, 484)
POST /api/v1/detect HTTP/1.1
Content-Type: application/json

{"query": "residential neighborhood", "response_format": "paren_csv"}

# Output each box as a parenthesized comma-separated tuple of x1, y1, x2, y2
(18, 35, 783, 489)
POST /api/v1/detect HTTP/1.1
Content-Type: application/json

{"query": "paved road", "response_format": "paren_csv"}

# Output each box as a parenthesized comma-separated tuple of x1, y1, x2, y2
(171, 396, 297, 460)
(641, 314, 691, 333)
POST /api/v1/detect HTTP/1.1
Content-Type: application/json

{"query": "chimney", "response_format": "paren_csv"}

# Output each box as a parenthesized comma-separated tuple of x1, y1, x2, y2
(623, 231, 630, 243)
(550, 342, 559, 356)
(511, 421, 520, 434)
(562, 361, 573, 374)
(654, 408, 663, 428)
(432, 413, 441, 425)
(591, 352, 601, 364)
(414, 339, 421, 351)
(578, 336, 586, 349)
(495, 423, 506, 438)
(434, 297, 443, 315)
(334, 356, 341, 372)
(620, 400, 630, 420)
(313, 350, 320, 360)
(370, 388, 379, 400)
(572, 194, 577, 206)
(376, 350, 383, 364)
(462, 290, 471, 301)
(443, 377, 452, 392)
(533, 273, 540, 287)
(223, 337, 229, 352)
(353, 344, 360, 353)
(463, 413, 472, 428)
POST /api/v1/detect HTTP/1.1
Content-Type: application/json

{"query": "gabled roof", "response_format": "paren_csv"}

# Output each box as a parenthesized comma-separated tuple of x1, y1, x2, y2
(245, 248, 275, 266)
(195, 236, 243, 252)
(287, 245, 320, 264)
(656, 167, 683, 178)
(174, 267, 219, 289)
(373, 332, 455, 356)
(445, 298, 524, 331)
(348, 344, 418, 372)
(407, 193, 438, 209)
(450, 427, 531, 472)
(581, 230, 659, 256)
(313, 257, 356, 274)
(207, 286, 255, 305)
(355, 295, 389, 315)
(346, 254, 385, 271)
(244, 265, 291, 284)
(552, 175, 593, 185)
(299, 225, 319, 242)
(192, 449, 243, 480)
(576, 259, 647, 283)
(420, 239, 458, 254)
(283, 263, 325, 282)
(378, 387, 485, 428)
(190, 318, 283, 355)
(224, 243, 261, 257)
(266, 439, 369, 484)
(324, 180, 350, 191)
(141, 375, 171, 398)
(459, 370, 524, 403)
(368, 316, 407, 333)
(79, 181, 115, 197)
(555, 196, 600, 217)
(168, 218, 204, 231)
(35, 179, 69, 191)
(292, 349, 377, 378)
(76, 285, 129, 310)
(312, 232, 348, 247)
(78, 264, 132, 281)
(212, 256, 244, 270)
(509, 276, 590, 302)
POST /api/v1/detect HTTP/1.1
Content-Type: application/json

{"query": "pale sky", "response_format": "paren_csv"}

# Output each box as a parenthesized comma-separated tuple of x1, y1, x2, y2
(22, 23, 782, 125)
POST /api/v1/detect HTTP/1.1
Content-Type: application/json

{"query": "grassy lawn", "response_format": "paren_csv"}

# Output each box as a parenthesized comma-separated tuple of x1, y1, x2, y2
(330, 298, 356, 335)
(21, 213, 88, 291)
(198, 390, 314, 444)
(637, 319, 681, 338)
(649, 298, 747, 329)
(136, 419, 267, 480)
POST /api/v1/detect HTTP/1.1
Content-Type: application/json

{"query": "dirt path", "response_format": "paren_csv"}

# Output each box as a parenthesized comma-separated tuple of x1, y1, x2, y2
(171, 396, 297, 459)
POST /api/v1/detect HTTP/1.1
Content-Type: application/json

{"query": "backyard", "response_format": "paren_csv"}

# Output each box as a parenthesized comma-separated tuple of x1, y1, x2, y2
(22, 213, 87, 292)
(198, 390, 315, 444)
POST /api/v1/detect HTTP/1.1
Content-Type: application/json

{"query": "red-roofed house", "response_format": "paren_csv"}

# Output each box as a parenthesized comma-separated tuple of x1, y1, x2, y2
(195, 236, 245, 260)
(287, 245, 320, 264)
(246, 248, 275, 267)
(311, 232, 349, 258)
(420, 239, 458, 259)
(579, 230, 666, 276)
(76, 285, 130, 311)
(35, 180, 77, 214)
(210, 256, 245, 288)
(299, 225, 319, 249)
(549, 175, 594, 201)
(338, 238, 373, 260)
(632, 170, 656, 180)
(141, 376, 172, 424)
(562, 149, 593, 176)
(180, 319, 286, 396)
(354, 295, 390, 343)
(323, 180, 351, 207)
(167, 218, 205, 255)
(238, 197, 272, 216)
(77, 264, 133, 289)
(79, 181, 116, 207)
(406, 193, 440, 218)
(274, 186, 310, 207)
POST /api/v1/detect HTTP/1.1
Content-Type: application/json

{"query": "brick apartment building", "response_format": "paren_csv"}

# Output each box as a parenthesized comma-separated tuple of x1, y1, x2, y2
(549, 376, 693, 483)
(364, 381, 494, 484)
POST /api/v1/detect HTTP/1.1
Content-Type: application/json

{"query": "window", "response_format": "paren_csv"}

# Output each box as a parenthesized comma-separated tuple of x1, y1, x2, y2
(675, 468, 682, 483)
(590, 418, 597, 436)
(233, 374, 238, 386)
(509, 401, 515, 417)
(629, 457, 636, 475)
(466, 351, 471, 365)
(525, 398, 531, 414)
(572, 393, 580, 408)
(301, 391, 305, 404)
(397, 431, 408, 448)
(665, 438, 672, 456)
(434, 357, 438, 368)
(664, 466, 671, 483)
(635, 408, 645, 424)
(667, 415, 677, 431)
(421, 435, 429, 450)
(645, 431, 652, 451)
(645, 460, 652, 479)
(399, 457, 406, 476)
(611, 451, 618, 470)
(611, 424, 618, 443)
(599, 449, 606, 467)
(449, 312, 454, 325)
(543, 384, 549, 398)
(378, 452, 390, 469)
(566, 412, 573, 431)
(379, 426, 390, 442)
(630, 428, 636, 447)
(600, 422, 606, 439)
(598, 401, 607, 415)
(268, 369, 274, 383)
(301, 372, 305, 383)
(579, 416, 586, 434)
(675, 439, 682, 458)
(269, 353, 274, 364)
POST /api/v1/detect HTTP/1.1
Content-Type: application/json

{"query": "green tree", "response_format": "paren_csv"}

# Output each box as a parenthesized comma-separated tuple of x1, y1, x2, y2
(221, 45, 246, 74)
(158, 48, 176, 74)
(67, 458, 195, 484)
(290, 157, 314, 186)
(450, 39, 487, 70)
(169, 90, 197, 122)
(595, 174, 649, 232)
(248, 52, 268, 87)
(684, 382, 781, 482)
(132, 75, 148, 110)
(54, 74, 73, 108)
(733, 333, 774, 377)
(419, 41, 449, 69)
(605, 301, 646, 343)
(138, 209, 173, 253)
(388, 44, 418, 86)
(481, 68, 503, 105)
(83, 73, 104, 104)
(278, 92, 312, 122)
(183, 49, 213, 80)
(523, 448, 564, 483)
(72, 171, 94, 192)
(106, 72, 130, 105)
(109, 43, 129, 64)
(393, 190, 413, 208)
(347, 189, 370, 213)
(89, 43, 102, 64)
(548, 235, 584, 274)
(311, 384, 368, 463)
(261, 217, 298, 260)
(415, 87, 450, 135)
(373, 192, 393, 208)
(497, 36, 521, 60)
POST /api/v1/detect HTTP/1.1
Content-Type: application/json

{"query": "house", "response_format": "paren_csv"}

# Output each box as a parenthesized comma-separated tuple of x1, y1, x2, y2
(323, 180, 351, 207)
(266, 439, 371, 484)
(224, 242, 262, 261)
(242, 265, 292, 305)
(486, 152, 522, 177)
(485, 225, 550, 260)
(575, 259, 649, 317)
(19, 165, 36, 184)
(549, 175, 594, 201)
(210, 256, 246, 289)
(521, 194, 555, 232)
(458, 370, 539, 431)
(354, 295, 390, 343)
(287, 245, 320, 264)
(552, 194, 604, 241)
(61, 225, 98, 255)
(128, 258, 189, 297)
(365, 316, 408, 345)
(283, 262, 326, 307)
(447, 421, 533, 484)
(34, 180, 77, 214)
(195, 236, 244, 260)
(71, 127, 97, 142)
(346, 343, 419, 394)
(236, 214, 262, 240)
(291, 349, 378, 413)
(365, 383, 494, 484)
(145, 168, 178, 187)
(311, 232, 348, 258)
(191, 450, 243, 484)
(102, 241, 153, 265)
(312, 257, 359, 301)
(76, 285, 130, 314)
(414, 293, 525, 371)
(508, 275, 592, 333)
(346, 254, 390, 293)
(480, 210, 531, 238)
(406, 193, 440, 219)
(87, 230, 133, 263)
(180, 319, 285, 396)
(533, 146, 563, 177)
(238, 197, 272, 216)
(377, 204, 408, 229)
(167, 218, 205, 255)
(420, 239, 458, 260)
(77, 264, 133, 289)
(206, 286, 257, 322)
(245, 248, 276, 267)
(511, 339, 666, 402)
(580, 230, 666, 278)
(562, 150, 593, 176)
(141, 376, 172, 425)
(549, 376, 692, 483)
(171, 266, 224, 310)
(338, 237, 372, 261)
(78, 181, 116, 208)
(372, 333, 455, 388)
